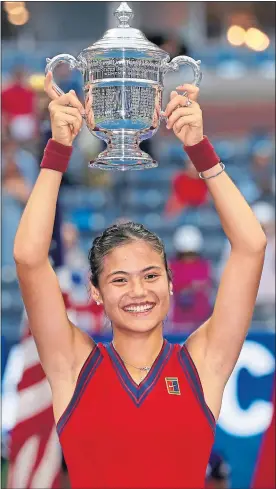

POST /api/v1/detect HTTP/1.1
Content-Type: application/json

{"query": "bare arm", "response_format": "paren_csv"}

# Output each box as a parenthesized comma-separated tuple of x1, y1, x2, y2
(166, 85, 266, 409)
(188, 166, 266, 382)
(14, 74, 92, 383)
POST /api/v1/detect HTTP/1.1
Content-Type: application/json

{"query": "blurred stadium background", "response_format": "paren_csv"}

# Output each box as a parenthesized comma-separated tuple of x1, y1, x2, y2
(1, 1, 275, 488)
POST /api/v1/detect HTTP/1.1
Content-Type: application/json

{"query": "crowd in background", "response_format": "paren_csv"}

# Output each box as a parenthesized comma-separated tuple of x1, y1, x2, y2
(1, 3, 275, 488)
(2, 59, 275, 341)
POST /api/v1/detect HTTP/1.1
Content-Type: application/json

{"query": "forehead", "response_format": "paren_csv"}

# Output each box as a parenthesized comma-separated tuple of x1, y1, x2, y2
(102, 241, 164, 275)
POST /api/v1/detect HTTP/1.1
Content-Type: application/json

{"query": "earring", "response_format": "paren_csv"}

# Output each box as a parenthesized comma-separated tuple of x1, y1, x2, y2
(170, 290, 173, 296)
(96, 301, 100, 305)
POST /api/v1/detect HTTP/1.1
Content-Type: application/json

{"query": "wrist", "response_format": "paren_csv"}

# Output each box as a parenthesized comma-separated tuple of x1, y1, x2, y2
(201, 163, 222, 178)
(40, 139, 73, 173)
(185, 135, 204, 147)
(52, 137, 72, 148)
(183, 136, 220, 173)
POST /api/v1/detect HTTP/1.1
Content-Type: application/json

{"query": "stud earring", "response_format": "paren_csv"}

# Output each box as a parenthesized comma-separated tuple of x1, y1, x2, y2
(96, 301, 100, 305)
(170, 290, 174, 296)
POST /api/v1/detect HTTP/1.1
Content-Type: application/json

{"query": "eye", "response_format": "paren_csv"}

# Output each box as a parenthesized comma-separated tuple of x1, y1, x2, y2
(112, 278, 127, 283)
(145, 273, 159, 280)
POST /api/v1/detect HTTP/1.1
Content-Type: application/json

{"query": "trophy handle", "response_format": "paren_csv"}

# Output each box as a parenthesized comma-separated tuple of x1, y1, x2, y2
(45, 54, 85, 96)
(160, 56, 202, 121)
(164, 55, 202, 87)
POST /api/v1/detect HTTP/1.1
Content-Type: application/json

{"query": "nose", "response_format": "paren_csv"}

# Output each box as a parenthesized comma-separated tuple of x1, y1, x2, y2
(128, 278, 147, 299)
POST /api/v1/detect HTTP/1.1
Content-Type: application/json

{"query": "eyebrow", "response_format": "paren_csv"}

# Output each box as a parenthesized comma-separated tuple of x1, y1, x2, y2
(106, 266, 163, 279)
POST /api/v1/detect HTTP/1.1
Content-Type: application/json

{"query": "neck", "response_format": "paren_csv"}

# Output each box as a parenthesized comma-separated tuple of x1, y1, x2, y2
(112, 323, 164, 368)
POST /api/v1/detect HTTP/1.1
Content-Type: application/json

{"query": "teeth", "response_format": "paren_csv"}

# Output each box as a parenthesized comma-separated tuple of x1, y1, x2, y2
(124, 304, 154, 313)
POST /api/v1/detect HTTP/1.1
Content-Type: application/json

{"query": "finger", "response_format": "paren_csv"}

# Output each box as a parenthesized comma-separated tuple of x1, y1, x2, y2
(173, 115, 199, 133)
(165, 94, 190, 118)
(44, 72, 59, 101)
(48, 101, 83, 127)
(55, 91, 85, 114)
(175, 84, 200, 102)
(52, 113, 82, 133)
(170, 90, 178, 101)
(166, 107, 195, 129)
(57, 105, 83, 125)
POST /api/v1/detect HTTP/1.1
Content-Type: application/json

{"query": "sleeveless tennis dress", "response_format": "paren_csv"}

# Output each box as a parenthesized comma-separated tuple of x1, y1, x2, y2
(57, 340, 215, 488)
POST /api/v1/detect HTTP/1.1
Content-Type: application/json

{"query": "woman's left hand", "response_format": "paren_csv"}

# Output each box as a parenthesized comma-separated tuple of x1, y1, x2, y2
(165, 84, 203, 147)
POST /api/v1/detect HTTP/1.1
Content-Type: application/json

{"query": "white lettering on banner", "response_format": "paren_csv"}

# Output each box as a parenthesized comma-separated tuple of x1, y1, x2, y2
(218, 341, 275, 437)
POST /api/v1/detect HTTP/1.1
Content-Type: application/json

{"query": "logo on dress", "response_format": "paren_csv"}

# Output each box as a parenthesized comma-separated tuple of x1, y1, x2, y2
(165, 377, 181, 395)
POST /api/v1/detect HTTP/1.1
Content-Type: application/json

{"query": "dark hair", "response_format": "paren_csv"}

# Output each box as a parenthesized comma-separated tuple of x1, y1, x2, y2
(88, 221, 172, 288)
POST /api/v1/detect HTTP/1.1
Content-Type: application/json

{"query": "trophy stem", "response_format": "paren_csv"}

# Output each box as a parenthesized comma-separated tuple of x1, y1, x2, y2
(89, 132, 157, 171)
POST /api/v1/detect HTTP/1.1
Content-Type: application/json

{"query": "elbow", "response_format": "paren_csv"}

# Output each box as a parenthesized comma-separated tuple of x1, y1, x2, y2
(231, 232, 267, 255)
(251, 232, 267, 254)
(13, 244, 44, 269)
(13, 249, 33, 267)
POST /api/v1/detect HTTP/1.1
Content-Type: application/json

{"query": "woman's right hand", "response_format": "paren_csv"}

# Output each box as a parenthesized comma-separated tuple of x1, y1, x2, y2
(44, 71, 85, 147)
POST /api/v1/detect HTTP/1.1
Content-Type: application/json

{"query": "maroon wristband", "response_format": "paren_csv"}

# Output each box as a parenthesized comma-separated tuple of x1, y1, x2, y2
(184, 136, 220, 173)
(40, 139, 73, 173)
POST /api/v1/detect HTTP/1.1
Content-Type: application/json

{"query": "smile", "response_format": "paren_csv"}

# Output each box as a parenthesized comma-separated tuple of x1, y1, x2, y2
(122, 302, 156, 315)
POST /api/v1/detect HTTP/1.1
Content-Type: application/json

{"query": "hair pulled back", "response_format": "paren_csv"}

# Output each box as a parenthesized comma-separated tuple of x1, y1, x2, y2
(88, 222, 172, 288)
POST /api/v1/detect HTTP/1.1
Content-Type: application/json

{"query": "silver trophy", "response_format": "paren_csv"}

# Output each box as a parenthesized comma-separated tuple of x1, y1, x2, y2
(45, 2, 202, 171)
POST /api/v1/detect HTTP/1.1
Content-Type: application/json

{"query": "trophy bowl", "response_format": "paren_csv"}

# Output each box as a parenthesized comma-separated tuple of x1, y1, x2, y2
(45, 2, 202, 171)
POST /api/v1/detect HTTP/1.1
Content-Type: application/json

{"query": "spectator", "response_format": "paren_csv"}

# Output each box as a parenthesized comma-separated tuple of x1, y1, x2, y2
(205, 450, 231, 489)
(57, 222, 105, 335)
(63, 222, 87, 267)
(169, 225, 212, 331)
(217, 201, 275, 329)
(2, 136, 38, 266)
(165, 158, 209, 217)
(251, 139, 275, 200)
(2, 65, 37, 143)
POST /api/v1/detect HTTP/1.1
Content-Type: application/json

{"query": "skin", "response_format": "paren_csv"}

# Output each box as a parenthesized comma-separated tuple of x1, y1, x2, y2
(92, 241, 172, 379)
(14, 71, 266, 426)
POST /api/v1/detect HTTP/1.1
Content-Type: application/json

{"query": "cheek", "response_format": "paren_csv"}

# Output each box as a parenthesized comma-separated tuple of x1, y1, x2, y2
(102, 287, 123, 316)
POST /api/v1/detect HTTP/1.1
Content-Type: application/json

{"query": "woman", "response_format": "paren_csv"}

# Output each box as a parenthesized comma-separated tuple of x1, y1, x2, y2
(13, 72, 266, 489)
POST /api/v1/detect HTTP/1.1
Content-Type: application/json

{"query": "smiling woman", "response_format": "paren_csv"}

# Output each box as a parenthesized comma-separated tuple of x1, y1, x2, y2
(88, 222, 173, 339)
(13, 73, 267, 489)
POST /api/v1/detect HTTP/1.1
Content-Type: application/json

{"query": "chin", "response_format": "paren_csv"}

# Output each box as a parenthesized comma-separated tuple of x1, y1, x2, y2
(114, 310, 166, 334)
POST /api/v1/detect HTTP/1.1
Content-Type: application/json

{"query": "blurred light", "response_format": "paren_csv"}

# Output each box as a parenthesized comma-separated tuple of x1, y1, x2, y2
(245, 28, 270, 52)
(4, 1, 25, 13)
(8, 7, 29, 25)
(29, 73, 45, 91)
(227, 25, 246, 46)
(6, 5, 25, 15)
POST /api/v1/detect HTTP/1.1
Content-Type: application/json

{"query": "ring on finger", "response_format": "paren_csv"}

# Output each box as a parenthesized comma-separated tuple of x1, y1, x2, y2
(175, 96, 192, 110)
(181, 90, 192, 107)
(185, 97, 192, 107)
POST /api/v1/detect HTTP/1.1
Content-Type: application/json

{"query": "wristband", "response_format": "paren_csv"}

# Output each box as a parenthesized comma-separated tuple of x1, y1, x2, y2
(184, 136, 220, 173)
(40, 139, 73, 173)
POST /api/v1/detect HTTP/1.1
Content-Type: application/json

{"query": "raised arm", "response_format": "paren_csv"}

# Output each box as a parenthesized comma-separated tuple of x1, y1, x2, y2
(165, 85, 266, 416)
(14, 73, 93, 385)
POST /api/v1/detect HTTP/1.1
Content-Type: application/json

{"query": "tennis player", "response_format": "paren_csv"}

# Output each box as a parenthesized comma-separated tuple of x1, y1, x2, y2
(13, 72, 266, 489)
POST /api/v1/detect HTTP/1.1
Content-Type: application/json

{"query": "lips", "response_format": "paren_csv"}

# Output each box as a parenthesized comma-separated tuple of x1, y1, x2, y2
(122, 302, 156, 315)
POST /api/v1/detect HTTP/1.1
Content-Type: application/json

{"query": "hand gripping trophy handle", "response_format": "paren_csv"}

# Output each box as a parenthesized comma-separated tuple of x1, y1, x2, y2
(161, 55, 202, 121)
(45, 54, 86, 97)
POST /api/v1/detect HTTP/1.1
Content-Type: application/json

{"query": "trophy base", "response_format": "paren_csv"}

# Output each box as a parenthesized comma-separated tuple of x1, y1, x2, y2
(89, 150, 158, 171)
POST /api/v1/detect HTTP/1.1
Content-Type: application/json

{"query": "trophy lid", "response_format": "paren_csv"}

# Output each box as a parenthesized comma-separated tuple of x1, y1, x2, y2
(84, 2, 169, 58)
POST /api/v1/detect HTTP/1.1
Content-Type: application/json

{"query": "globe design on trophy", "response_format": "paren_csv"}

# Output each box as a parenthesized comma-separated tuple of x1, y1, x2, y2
(45, 2, 202, 171)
